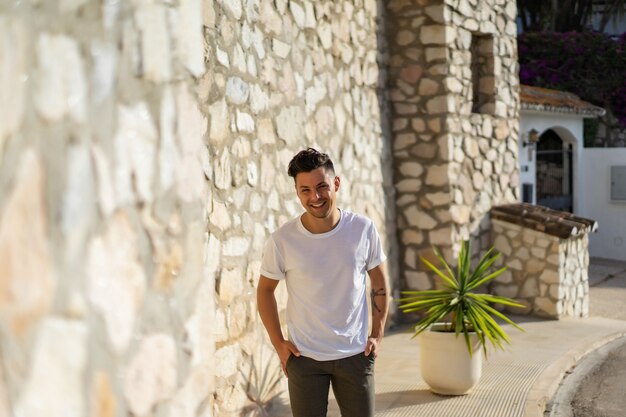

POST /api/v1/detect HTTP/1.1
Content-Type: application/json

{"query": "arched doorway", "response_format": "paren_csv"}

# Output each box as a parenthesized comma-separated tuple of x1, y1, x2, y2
(536, 129, 573, 212)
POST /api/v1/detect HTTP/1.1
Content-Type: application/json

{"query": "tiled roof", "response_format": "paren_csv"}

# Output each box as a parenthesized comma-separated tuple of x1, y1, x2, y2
(520, 85, 605, 117)
(491, 203, 598, 239)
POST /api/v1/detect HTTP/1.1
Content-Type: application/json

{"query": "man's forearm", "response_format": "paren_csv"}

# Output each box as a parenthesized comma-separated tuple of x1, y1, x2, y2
(370, 289, 388, 339)
(257, 284, 285, 346)
(369, 265, 390, 339)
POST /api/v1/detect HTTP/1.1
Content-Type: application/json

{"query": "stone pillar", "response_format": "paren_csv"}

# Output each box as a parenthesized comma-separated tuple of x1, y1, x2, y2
(386, 0, 520, 291)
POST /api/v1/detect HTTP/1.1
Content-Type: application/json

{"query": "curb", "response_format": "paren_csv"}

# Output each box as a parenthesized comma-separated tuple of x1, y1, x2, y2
(523, 330, 626, 417)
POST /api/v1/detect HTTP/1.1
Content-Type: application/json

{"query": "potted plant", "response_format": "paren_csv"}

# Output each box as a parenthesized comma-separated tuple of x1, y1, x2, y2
(397, 240, 524, 395)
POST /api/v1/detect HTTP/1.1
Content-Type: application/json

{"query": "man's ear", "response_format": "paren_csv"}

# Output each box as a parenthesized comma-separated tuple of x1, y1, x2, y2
(334, 176, 340, 191)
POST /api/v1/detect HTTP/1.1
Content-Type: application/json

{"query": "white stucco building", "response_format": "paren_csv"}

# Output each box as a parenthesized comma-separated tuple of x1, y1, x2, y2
(519, 85, 626, 261)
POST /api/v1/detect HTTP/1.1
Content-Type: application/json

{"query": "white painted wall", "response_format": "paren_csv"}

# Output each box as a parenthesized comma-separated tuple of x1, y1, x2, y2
(519, 111, 585, 213)
(579, 149, 626, 261)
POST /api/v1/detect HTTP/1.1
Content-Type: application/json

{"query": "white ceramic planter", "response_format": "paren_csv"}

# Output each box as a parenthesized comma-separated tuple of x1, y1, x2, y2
(419, 323, 483, 395)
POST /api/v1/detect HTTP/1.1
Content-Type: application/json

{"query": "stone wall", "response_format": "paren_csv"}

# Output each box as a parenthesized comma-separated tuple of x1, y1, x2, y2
(0, 1, 396, 416)
(385, 0, 520, 292)
(0, 1, 214, 417)
(207, 0, 395, 415)
(491, 219, 590, 318)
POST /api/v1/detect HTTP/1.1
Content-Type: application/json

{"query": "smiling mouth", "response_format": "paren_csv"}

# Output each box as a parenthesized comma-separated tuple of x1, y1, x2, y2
(310, 201, 326, 209)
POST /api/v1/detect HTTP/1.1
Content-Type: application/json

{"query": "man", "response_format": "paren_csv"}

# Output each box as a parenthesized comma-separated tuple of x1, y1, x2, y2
(257, 148, 389, 417)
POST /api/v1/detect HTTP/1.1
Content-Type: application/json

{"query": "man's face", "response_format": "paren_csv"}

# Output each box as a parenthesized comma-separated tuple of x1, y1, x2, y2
(294, 167, 340, 219)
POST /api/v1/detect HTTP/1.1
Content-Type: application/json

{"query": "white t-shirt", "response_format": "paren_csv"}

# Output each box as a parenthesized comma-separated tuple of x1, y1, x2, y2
(260, 209, 386, 361)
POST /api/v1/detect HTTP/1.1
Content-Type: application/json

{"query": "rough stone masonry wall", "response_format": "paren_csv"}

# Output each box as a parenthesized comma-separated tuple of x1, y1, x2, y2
(491, 219, 590, 318)
(0, 1, 214, 417)
(207, 0, 396, 415)
(0, 1, 395, 417)
(386, 0, 520, 292)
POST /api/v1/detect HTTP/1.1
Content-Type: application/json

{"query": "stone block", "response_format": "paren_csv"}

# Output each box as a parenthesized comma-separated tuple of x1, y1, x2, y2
(539, 268, 560, 285)
(62, 145, 96, 261)
(88, 213, 146, 353)
(401, 229, 423, 246)
(114, 103, 158, 203)
(493, 284, 518, 299)
(226, 76, 250, 104)
(0, 150, 55, 335)
(400, 64, 423, 84)
(530, 246, 546, 259)
(534, 297, 558, 317)
(272, 39, 291, 58)
(398, 161, 424, 178)
(35, 33, 87, 122)
(405, 271, 432, 290)
(176, 85, 207, 202)
(236, 110, 255, 132)
(208, 99, 230, 144)
(395, 178, 422, 193)
(394, 103, 418, 115)
(90, 372, 116, 417)
(494, 235, 510, 257)
(425, 164, 449, 186)
(136, 4, 172, 82)
(424, 5, 447, 23)
(520, 278, 539, 298)
(124, 334, 177, 416)
(289, 1, 306, 28)
(526, 258, 545, 274)
(175, 0, 206, 77)
(425, 192, 451, 206)
(210, 201, 231, 232)
(418, 78, 440, 95)
(261, 0, 282, 35)
(218, 0, 242, 19)
(0, 17, 26, 142)
(450, 205, 470, 223)
(426, 95, 454, 114)
(276, 106, 304, 145)
(405, 206, 436, 229)
(494, 270, 513, 284)
(394, 133, 417, 150)
(549, 284, 564, 300)
(213, 151, 232, 190)
(404, 247, 416, 267)
(396, 30, 415, 46)
(15, 319, 87, 417)
(218, 268, 244, 305)
(429, 227, 452, 245)
(508, 259, 522, 270)
(222, 237, 251, 257)
(215, 343, 242, 378)
(420, 25, 455, 45)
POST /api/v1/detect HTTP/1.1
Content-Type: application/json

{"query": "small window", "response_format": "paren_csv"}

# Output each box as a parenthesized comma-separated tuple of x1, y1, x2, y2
(470, 34, 495, 114)
(522, 183, 534, 203)
(610, 166, 626, 202)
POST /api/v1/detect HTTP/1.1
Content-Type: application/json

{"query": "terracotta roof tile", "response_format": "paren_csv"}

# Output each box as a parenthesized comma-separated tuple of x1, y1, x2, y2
(491, 203, 598, 239)
(520, 84, 605, 117)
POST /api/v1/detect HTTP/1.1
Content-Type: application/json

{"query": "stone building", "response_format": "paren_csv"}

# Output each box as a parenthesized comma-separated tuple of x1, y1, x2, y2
(0, 0, 533, 416)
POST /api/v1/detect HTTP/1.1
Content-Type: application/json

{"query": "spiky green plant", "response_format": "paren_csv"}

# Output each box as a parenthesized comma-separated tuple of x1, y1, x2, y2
(398, 240, 525, 357)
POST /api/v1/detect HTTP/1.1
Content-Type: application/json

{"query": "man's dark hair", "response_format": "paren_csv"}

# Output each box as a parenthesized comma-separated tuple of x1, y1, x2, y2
(287, 148, 335, 179)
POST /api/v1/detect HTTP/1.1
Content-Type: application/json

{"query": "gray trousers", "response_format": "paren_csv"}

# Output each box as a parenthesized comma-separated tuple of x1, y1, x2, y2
(286, 352, 375, 417)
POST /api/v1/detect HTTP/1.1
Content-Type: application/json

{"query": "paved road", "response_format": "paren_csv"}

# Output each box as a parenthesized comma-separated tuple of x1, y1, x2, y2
(547, 258, 626, 417)
(570, 337, 626, 417)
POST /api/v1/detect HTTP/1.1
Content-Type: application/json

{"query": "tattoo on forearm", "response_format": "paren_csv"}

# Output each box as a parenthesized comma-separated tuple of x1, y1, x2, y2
(370, 288, 387, 313)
